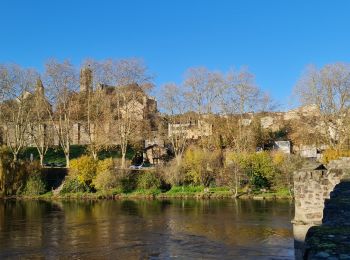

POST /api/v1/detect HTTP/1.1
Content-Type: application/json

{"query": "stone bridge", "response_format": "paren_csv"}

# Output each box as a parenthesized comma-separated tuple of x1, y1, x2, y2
(293, 157, 350, 259)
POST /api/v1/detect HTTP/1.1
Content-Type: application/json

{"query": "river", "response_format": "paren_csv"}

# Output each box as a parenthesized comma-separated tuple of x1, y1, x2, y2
(0, 199, 294, 259)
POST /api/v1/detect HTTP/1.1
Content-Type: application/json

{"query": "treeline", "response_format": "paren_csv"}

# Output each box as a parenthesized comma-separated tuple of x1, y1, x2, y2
(159, 66, 276, 163)
(1, 59, 350, 197)
(160, 63, 350, 156)
(0, 58, 153, 168)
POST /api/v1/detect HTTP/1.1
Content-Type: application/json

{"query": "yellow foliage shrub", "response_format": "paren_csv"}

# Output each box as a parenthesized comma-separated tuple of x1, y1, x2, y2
(92, 158, 119, 191)
(69, 155, 97, 184)
(96, 158, 114, 176)
(183, 146, 221, 186)
(271, 151, 286, 166)
(322, 149, 350, 164)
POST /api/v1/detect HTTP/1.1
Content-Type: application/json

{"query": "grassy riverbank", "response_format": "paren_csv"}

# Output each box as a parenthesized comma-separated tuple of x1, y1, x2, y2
(2, 147, 297, 201)
(10, 186, 293, 200)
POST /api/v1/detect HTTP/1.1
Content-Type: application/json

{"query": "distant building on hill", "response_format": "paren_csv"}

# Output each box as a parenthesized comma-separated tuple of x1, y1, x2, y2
(274, 141, 291, 154)
(0, 67, 159, 148)
(168, 120, 213, 140)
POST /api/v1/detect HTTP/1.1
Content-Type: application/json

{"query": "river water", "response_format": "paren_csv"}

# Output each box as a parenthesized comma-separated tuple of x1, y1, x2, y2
(0, 199, 294, 259)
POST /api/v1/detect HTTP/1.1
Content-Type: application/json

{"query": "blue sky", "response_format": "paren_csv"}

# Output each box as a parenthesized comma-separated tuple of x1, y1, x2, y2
(1, 0, 350, 110)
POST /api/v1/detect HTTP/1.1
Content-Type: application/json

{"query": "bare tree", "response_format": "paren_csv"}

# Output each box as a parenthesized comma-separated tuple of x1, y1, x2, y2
(183, 67, 224, 115)
(86, 90, 111, 160)
(85, 58, 154, 168)
(112, 87, 143, 168)
(0, 64, 37, 161)
(70, 63, 111, 160)
(224, 159, 244, 198)
(84, 58, 154, 91)
(44, 59, 78, 168)
(294, 63, 350, 149)
(182, 67, 225, 150)
(221, 68, 270, 152)
(159, 83, 190, 165)
(28, 78, 53, 166)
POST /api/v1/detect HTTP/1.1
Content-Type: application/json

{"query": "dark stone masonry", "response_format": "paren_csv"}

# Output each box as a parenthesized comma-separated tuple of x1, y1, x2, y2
(293, 158, 350, 259)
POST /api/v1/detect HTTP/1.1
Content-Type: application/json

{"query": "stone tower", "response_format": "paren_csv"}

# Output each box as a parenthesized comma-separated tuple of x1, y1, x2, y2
(35, 78, 45, 96)
(80, 66, 93, 92)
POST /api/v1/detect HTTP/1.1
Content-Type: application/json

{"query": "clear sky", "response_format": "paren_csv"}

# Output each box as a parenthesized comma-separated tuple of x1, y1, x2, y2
(1, 0, 350, 110)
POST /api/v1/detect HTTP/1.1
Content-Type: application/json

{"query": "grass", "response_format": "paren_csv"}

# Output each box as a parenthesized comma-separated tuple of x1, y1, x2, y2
(166, 185, 204, 194)
(125, 188, 162, 197)
(14, 184, 292, 200)
(20, 145, 136, 166)
(17, 187, 293, 200)
(250, 187, 292, 198)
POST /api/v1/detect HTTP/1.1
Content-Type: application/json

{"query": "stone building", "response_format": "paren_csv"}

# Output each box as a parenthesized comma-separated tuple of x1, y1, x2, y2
(0, 67, 159, 149)
(168, 120, 213, 140)
(273, 141, 291, 154)
(0, 78, 55, 148)
(71, 67, 158, 145)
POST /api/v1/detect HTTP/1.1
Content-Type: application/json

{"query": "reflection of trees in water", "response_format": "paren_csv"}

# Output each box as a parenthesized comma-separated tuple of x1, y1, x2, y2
(0, 199, 294, 259)
(0, 200, 63, 256)
(54, 200, 175, 258)
(166, 199, 293, 246)
(0, 200, 4, 231)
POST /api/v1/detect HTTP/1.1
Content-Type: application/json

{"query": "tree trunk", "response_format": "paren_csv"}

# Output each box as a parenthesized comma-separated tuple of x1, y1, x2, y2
(0, 161, 5, 196)
(121, 152, 126, 169)
(13, 153, 18, 162)
(65, 153, 70, 168)
(39, 154, 44, 167)
(175, 154, 182, 166)
(92, 150, 98, 161)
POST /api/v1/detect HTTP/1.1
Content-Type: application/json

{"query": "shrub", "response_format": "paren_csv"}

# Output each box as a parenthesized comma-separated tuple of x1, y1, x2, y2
(273, 153, 304, 192)
(160, 159, 185, 186)
(227, 151, 276, 190)
(23, 172, 47, 196)
(114, 158, 132, 168)
(0, 147, 43, 196)
(96, 158, 114, 174)
(120, 171, 138, 193)
(69, 156, 97, 185)
(183, 147, 221, 187)
(60, 176, 91, 194)
(137, 171, 161, 190)
(92, 158, 119, 191)
(272, 151, 285, 166)
(322, 149, 350, 164)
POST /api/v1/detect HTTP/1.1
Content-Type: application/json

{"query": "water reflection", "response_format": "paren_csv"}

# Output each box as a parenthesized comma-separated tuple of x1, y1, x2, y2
(0, 199, 294, 259)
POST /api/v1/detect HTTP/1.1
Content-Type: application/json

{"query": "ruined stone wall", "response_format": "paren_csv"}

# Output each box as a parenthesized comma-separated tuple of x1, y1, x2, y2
(293, 168, 343, 225)
(293, 158, 350, 259)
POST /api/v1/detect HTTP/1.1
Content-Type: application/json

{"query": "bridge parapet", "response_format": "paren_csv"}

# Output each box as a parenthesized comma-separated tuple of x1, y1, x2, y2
(293, 157, 350, 259)
(293, 168, 343, 225)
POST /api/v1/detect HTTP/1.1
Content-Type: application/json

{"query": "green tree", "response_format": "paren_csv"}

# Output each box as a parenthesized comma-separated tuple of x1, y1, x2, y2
(230, 152, 276, 189)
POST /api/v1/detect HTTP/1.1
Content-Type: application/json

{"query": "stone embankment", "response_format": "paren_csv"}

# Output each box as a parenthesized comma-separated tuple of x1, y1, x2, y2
(293, 158, 350, 259)
(303, 179, 350, 259)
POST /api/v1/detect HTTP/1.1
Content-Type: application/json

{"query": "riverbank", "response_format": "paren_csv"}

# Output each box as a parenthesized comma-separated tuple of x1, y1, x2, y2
(3, 187, 293, 201)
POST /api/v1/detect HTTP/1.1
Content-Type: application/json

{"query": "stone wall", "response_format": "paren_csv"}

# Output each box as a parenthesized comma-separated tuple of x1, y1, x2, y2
(293, 168, 343, 225)
(303, 180, 350, 259)
(293, 157, 350, 259)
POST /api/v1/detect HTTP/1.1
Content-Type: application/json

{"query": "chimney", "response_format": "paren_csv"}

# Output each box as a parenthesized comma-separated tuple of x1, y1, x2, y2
(80, 66, 93, 92)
